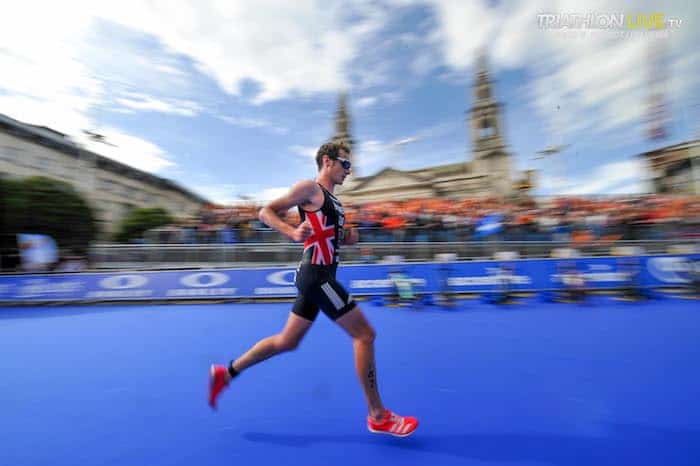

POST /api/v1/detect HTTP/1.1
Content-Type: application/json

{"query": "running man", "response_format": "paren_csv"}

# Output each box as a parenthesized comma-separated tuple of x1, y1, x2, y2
(209, 141, 418, 437)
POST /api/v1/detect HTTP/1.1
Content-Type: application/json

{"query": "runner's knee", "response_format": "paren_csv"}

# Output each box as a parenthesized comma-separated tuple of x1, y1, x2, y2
(275, 334, 302, 352)
(355, 324, 376, 345)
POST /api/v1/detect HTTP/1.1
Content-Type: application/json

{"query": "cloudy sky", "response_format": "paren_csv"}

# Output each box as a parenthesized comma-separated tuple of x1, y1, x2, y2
(1, 0, 698, 204)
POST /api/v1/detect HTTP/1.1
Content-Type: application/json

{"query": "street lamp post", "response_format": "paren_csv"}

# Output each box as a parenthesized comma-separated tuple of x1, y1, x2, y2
(392, 138, 415, 160)
(534, 105, 570, 195)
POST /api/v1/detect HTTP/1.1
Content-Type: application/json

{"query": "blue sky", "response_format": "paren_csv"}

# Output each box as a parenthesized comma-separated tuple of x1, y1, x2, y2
(1, 1, 698, 204)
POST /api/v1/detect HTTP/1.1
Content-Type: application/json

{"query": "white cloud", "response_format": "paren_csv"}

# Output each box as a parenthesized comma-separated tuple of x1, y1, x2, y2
(394, 137, 419, 145)
(0, 0, 387, 143)
(189, 183, 291, 205)
(88, 0, 387, 103)
(425, 0, 700, 142)
(379, 91, 404, 104)
(189, 184, 241, 205)
(411, 120, 461, 141)
(429, 0, 496, 69)
(355, 92, 406, 110)
(257, 187, 290, 203)
(153, 63, 187, 77)
(77, 129, 175, 174)
(354, 118, 464, 175)
(219, 115, 288, 134)
(359, 140, 393, 159)
(538, 159, 651, 195)
(356, 96, 378, 108)
(2, 0, 696, 200)
(537, 173, 569, 193)
(606, 180, 649, 195)
(355, 139, 397, 175)
(0, 2, 196, 179)
(0, 2, 100, 135)
(290, 145, 317, 159)
(115, 92, 203, 116)
(410, 50, 439, 77)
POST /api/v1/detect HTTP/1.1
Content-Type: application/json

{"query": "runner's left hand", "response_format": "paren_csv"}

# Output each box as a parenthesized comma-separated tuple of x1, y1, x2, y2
(344, 227, 359, 245)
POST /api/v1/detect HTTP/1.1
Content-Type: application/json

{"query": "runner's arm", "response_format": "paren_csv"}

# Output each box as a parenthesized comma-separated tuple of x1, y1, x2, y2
(259, 180, 318, 241)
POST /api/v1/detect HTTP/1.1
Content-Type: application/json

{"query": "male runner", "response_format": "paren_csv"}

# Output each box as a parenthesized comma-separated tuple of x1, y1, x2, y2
(209, 142, 418, 437)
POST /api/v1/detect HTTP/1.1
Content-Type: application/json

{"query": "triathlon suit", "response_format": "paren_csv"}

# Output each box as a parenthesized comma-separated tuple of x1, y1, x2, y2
(292, 184, 356, 321)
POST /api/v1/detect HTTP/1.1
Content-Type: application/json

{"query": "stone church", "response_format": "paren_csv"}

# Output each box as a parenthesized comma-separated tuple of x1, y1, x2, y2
(335, 55, 533, 202)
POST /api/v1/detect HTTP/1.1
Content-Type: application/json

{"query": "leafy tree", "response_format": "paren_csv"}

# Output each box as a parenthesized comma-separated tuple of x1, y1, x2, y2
(0, 177, 23, 268)
(114, 207, 173, 243)
(2, 176, 97, 255)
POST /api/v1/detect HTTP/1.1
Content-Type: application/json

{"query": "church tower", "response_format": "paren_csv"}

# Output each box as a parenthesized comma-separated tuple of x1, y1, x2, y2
(332, 92, 353, 150)
(469, 53, 512, 197)
(331, 92, 356, 176)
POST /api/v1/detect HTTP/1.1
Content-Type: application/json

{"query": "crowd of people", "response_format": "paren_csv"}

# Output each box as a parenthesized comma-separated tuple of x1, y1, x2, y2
(144, 194, 700, 244)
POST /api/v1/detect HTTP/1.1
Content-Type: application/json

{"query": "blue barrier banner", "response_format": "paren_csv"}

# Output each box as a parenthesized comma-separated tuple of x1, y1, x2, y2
(0, 254, 697, 302)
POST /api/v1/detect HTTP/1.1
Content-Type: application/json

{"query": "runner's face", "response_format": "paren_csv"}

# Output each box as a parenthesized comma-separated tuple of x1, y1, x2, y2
(333, 150, 351, 184)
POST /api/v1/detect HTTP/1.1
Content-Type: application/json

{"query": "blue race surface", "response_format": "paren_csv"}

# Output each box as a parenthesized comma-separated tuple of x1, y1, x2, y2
(1, 298, 699, 466)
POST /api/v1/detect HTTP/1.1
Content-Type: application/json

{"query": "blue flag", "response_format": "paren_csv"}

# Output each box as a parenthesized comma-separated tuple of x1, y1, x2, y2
(475, 214, 503, 237)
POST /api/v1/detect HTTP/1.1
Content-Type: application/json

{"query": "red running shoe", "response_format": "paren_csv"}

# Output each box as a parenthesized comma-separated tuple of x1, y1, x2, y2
(367, 409, 419, 437)
(208, 365, 229, 409)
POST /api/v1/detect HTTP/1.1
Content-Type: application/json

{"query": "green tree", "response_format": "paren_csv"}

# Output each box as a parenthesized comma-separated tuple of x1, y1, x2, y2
(1, 177, 24, 227)
(3, 176, 97, 255)
(0, 177, 24, 268)
(114, 207, 173, 243)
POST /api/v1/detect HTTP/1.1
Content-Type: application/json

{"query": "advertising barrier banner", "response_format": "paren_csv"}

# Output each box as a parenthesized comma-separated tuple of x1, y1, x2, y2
(0, 255, 697, 302)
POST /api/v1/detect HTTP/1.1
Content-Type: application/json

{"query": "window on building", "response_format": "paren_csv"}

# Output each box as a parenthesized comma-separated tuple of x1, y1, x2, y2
(37, 156, 51, 171)
(0, 146, 23, 163)
(63, 164, 76, 180)
(101, 178, 119, 193)
(479, 118, 495, 138)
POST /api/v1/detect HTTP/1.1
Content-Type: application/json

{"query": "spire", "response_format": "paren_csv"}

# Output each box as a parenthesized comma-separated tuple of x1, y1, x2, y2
(329, 91, 358, 181)
(477, 50, 489, 77)
(474, 49, 492, 104)
(331, 92, 353, 151)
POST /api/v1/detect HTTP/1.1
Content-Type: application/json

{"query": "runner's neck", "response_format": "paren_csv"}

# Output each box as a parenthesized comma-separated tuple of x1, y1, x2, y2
(316, 177, 335, 194)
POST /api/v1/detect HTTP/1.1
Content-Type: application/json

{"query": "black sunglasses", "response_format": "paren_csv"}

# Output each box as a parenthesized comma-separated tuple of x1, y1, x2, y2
(335, 157, 352, 170)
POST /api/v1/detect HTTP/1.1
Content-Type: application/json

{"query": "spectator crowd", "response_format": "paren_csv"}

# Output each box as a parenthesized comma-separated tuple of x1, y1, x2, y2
(143, 195, 700, 244)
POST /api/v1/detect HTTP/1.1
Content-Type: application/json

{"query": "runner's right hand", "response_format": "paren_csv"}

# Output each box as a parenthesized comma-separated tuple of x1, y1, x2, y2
(291, 220, 313, 242)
